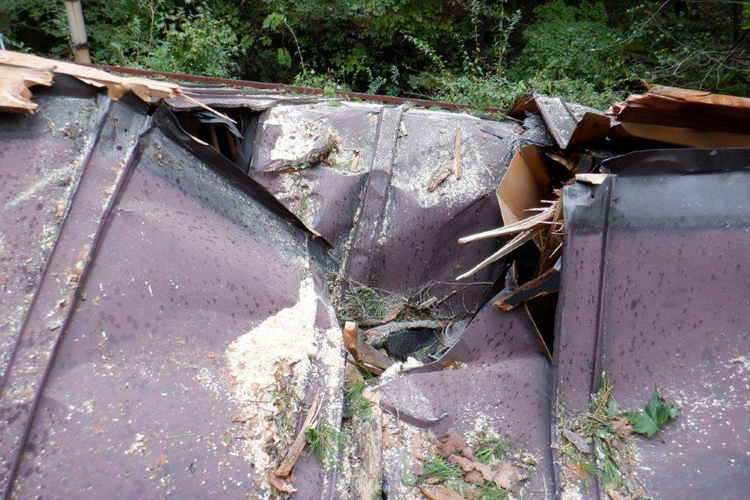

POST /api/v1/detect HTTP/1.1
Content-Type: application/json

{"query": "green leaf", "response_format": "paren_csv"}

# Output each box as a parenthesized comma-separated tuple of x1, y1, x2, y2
(401, 473, 417, 486)
(277, 47, 292, 68)
(628, 388, 679, 437)
(223, 431, 233, 445)
(592, 438, 608, 461)
(606, 395, 621, 417)
(262, 12, 284, 31)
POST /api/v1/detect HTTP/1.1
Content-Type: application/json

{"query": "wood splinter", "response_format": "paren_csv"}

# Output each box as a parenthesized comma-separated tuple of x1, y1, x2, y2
(426, 128, 463, 191)
(343, 321, 394, 374)
(453, 128, 462, 179)
(274, 390, 321, 478)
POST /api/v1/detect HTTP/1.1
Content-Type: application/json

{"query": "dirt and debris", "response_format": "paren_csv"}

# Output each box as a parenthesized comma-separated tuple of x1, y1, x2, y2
(557, 379, 679, 500)
(331, 278, 471, 363)
(265, 132, 341, 173)
(398, 426, 536, 500)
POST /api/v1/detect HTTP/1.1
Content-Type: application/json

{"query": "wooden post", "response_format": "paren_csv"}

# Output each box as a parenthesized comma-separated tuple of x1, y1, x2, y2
(63, 0, 91, 64)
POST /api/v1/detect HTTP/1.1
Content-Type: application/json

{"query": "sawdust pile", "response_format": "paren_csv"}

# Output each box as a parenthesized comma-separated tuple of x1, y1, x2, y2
(225, 274, 319, 494)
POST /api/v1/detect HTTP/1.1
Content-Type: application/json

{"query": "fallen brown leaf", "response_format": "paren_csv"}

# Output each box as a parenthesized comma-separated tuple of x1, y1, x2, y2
(420, 485, 467, 500)
(448, 455, 494, 483)
(565, 460, 587, 480)
(449, 454, 474, 472)
(611, 417, 633, 436)
(382, 431, 396, 450)
(460, 446, 477, 462)
(494, 460, 521, 491)
(437, 429, 467, 457)
(411, 433, 428, 461)
(562, 429, 591, 454)
(155, 453, 167, 468)
(464, 470, 484, 485)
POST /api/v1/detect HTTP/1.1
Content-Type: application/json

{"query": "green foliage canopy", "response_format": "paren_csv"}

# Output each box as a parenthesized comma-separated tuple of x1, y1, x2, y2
(2, 0, 749, 109)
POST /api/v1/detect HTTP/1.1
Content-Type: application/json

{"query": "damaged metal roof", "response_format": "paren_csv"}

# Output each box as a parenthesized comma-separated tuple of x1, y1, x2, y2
(1, 52, 749, 500)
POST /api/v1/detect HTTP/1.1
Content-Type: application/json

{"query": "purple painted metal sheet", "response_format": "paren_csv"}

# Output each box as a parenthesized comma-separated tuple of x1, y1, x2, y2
(0, 80, 346, 499)
(362, 110, 519, 311)
(249, 101, 379, 252)
(0, 79, 101, 383)
(554, 149, 750, 500)
(249, 101, 523, 316)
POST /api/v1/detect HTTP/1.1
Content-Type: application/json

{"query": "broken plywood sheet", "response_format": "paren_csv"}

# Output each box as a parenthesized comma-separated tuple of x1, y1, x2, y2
(0, 65, 54, 114)
(608, 83, 750, 134)
(165, 86, 319, 112)
(0, 50, 180, 112)
(610, 121, 750, 148)
(496, 145, 550, 230)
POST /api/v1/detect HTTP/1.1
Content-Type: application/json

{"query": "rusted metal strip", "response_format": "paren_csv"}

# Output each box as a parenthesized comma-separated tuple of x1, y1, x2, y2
(94, 64, 508, 115)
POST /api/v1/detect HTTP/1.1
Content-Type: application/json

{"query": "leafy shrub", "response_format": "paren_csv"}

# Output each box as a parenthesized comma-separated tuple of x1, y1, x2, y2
(2, 0, 241, 77)
(509, 1, 627, 88)
(145, 7, 239, 77)
(2, 0, 749, 108)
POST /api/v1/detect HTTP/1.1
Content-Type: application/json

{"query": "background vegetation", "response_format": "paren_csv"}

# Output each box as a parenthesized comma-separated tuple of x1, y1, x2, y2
(3, 0, 749, 109)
